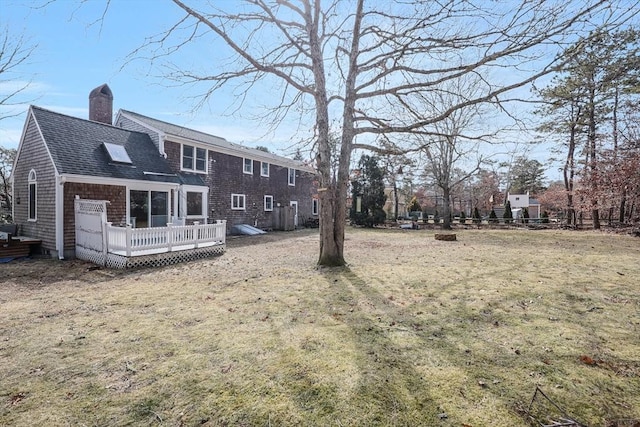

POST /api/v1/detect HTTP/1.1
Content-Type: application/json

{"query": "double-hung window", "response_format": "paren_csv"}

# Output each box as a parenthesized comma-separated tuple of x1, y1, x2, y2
(261, 161, 269, 177)
(243, 158, 253, 175)
(231, 194, 246, 210)
(288, 168, 296, 186)
(264, 195, 274, 211)
(182, 144, 207, 173)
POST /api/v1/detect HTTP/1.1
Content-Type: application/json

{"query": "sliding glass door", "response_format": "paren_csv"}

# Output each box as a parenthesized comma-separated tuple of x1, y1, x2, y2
(129, 190, 169, 228)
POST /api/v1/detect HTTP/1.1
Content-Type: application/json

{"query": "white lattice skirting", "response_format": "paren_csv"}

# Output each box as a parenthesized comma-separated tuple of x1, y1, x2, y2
(76, 245, 226, 269)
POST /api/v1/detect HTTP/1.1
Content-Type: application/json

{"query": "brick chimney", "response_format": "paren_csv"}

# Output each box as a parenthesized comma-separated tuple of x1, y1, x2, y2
(89, 84, 113, 125)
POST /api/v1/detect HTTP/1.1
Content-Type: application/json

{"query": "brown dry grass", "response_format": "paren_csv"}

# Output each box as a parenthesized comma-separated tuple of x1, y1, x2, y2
(1, 228, 639, 426)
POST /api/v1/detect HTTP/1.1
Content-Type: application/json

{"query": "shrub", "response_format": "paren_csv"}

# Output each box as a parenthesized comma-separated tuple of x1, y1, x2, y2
(489, 209, 498, 223)
(503, 201, 513, 224)
(541, 211, 550, 223)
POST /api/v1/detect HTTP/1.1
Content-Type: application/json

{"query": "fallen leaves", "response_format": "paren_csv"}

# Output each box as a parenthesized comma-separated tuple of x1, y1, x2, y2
(9, 392, 26, 405)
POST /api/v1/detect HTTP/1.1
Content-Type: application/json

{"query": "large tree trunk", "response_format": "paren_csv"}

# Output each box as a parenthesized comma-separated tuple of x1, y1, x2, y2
(318, 185, 347, 266)
(587, 87, 601, 230)
(317, 0, 363, 267)
(564, 122, 577, 226)
(619, 188, 627, 223)
(442, 186, 452, 230)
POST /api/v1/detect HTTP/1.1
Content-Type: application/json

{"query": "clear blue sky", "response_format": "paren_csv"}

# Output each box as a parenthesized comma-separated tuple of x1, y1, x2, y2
(1, 0, 572, 180)
(1, 0, 305, 154)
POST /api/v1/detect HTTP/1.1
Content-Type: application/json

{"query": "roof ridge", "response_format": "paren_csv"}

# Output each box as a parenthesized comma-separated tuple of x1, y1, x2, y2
(120, 109, 228, 142)
(119, 109, 312, 169)
(31, 105, 149, 137)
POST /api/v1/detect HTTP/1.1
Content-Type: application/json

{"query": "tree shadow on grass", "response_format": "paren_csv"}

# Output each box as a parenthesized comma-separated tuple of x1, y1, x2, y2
(316, 266, 456, 425)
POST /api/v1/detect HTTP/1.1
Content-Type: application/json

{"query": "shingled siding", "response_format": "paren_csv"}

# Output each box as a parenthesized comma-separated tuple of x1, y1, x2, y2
(12, 115, 57, 254)
(208, 151, 316, 230)
(62, 183, 127, 253)
(162, 140, 317, 230)
(115, 115, 161, 152)
(164, 140, 182, 172)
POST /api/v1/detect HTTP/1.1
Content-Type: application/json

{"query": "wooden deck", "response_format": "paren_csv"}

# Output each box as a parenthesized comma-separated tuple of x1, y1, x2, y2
(0, 234, 42, 259)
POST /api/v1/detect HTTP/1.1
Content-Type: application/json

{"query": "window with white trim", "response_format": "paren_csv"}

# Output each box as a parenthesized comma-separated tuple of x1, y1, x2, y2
(186, 191, 205, 216)
(261, 161, 269, 177)
(288, 168, 296, 186)
(231, 194, 246, 210)
(182, 144, 207, 173)
(243, 158, 253, 174)
(312, 198, 319, 216)
(264, 195, 273, 211)
(28, 169, 37, 221)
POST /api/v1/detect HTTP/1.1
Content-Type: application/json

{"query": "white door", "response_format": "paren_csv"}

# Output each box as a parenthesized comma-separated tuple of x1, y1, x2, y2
(290, 201, 298, 227)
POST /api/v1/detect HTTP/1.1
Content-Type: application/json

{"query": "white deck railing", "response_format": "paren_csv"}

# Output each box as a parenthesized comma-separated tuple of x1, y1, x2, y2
(105, 221, 226, 257)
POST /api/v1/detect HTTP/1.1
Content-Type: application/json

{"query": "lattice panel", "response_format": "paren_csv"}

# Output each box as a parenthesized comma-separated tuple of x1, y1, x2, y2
(76, 247, 106, 266)
(106, 245, 226, 269)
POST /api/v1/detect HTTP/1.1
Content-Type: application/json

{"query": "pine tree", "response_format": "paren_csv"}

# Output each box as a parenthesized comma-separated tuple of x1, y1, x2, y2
(503, 200, 513, 224)
(489, 209, 498, 223)
(350, 155, 387, 227)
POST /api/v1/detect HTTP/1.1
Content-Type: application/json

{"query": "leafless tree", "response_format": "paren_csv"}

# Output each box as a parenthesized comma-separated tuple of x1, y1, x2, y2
(0, 24, 38, 121)
(411, 76, 492, 230)
(97, 0, 638, 265)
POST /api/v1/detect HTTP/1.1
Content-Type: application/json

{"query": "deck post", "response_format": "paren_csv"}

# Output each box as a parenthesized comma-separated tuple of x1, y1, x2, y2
(167, 223, 173, 252)
(102, 222, 110, 266)
(194, 221, 200, 249)
(125, 224, 132, 257)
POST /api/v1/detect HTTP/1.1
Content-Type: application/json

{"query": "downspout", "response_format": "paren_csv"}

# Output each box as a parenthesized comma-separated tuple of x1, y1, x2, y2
(55, 175, 65, 259)
(159, 133, 167, 158)
(204, 186, 209, 223)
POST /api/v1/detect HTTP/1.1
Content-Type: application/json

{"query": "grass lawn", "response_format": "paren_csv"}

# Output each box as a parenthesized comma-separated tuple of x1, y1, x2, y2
(1, 228, 639, 426)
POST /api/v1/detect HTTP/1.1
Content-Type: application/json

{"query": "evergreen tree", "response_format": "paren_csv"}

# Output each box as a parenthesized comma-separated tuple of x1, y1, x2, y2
(522, 207, 530, 223)
(350, 155, 387, 227)
(503, 200, 513, 224)
(541, 211, 550, 223)
(509, 157, 547, 195)
(459, 211, 466, 223)
(489, 209, 498, 223)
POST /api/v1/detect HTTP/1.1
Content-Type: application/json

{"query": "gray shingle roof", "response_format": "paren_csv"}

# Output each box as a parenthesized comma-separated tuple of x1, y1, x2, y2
(31, 106, 203, 186)
(119, 109, 313, 172)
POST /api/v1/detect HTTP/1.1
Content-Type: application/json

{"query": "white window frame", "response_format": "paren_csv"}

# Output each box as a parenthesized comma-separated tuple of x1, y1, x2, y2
(243, 158, 253, 175)
(231, 193, 246, 210)
(261, 161, 269, 177)
(264, 195, 274, 212)
(288, 168, 296, 186)
(181, 144, 207, 173)
(183, 189, 207, 218)
(28, 169, 37, 221)
(312, 198, 319, 216)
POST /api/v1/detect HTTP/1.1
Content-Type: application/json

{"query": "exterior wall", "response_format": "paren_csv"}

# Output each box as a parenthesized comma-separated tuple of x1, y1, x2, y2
(116, 115, 161, 153)
(12, 115, 57, 253)
(508, 193, 530, 209)
(164, 140, 317, 231)
(63, 183, 127, 254)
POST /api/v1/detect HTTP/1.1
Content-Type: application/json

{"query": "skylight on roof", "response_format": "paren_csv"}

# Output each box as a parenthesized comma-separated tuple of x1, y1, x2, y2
(104, 142, 132, 164)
